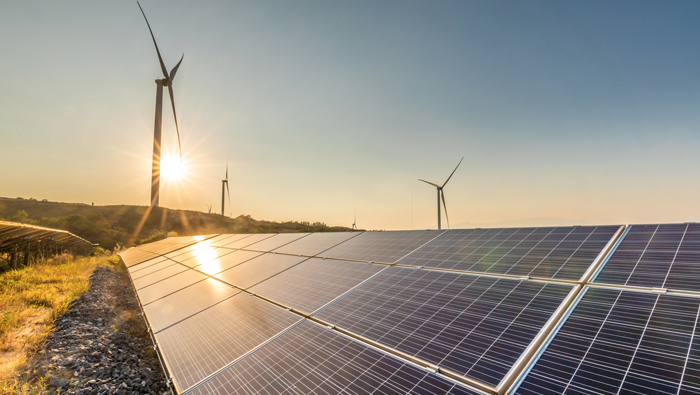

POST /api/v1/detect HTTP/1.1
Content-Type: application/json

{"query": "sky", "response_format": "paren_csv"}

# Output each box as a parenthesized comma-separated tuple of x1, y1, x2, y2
(2, 1, 700, 230)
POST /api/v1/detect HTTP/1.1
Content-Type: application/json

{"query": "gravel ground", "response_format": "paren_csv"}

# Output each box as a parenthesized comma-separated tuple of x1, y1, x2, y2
(23, 263, 171, 395)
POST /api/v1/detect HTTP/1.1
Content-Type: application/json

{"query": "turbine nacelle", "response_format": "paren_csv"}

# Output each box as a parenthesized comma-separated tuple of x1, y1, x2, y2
(418, 156, 464, 230)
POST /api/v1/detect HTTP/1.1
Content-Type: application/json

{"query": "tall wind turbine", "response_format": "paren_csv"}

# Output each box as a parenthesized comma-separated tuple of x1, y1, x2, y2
(138, 2, 184, 207)
(221, 162, 231, 216)
(419, 157, 464, 230)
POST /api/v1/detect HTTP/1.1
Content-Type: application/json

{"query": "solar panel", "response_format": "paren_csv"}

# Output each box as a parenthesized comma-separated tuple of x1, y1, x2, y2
(163, 245, 199, 259)
(594, 223, 700, 292)
(242, 233, 310, 252)
(136, 269, 208, 305)
(203, 233, 244, 246)
(214, 253, 307, 289)
(178, 247, 237, 269)
(400, 226, 620, 281)
(513, 287, 700, 394)
(144, 278, 239, 333)
(188, 320, 480, 395)
(219, 233, 276, 249)
(128, 255, 171, 274)
(194, 250, 264, 276)
(120, 249, 160, 267)
(272, 231, 361, 256)
(318, 230, 444, 264)
(132, 263, 189, 289)
(154, 293, 302, 393)
(130, 258, 180, 281)
(315, 267, 574, 387)
(208, 233, 254, 247)
(248, 258, 385, 314)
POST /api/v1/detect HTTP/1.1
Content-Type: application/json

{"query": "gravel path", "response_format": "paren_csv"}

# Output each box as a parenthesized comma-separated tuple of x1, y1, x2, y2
(24, 263, 170, 395)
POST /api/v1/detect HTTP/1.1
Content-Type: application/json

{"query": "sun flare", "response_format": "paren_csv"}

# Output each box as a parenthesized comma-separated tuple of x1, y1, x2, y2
(160, 155, 183, 181)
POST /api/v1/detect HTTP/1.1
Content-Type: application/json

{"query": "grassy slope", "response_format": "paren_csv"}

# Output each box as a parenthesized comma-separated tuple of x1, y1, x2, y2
(0, 197, 353, 250)
(0, 255, 111, 394)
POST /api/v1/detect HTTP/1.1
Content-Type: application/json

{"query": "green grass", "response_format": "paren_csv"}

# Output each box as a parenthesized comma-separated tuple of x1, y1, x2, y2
(0, 254, 113, 394)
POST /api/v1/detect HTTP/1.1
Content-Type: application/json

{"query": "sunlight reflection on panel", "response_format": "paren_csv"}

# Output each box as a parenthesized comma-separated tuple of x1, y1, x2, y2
(191, 240, 219, 274)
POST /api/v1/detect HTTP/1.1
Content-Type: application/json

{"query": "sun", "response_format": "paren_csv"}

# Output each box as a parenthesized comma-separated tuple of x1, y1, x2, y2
(160, 155, 183, 181)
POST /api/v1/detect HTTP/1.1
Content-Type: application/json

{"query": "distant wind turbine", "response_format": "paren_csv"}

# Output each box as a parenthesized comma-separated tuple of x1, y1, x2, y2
(138, 1, 184, 207)
(352, 209, 357, 230)
(221, 162, 231, 216)
(206, 203, 212, 214)
(419, 157, 464, 230)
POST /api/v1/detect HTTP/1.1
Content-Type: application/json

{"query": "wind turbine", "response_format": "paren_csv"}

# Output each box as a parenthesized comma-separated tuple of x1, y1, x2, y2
(352, 209, 357, 230)
(138, 2, 184, 207)
(221, 162, 231, 216)
(206, 203, 212, 214)
(419, 157, 464, 230)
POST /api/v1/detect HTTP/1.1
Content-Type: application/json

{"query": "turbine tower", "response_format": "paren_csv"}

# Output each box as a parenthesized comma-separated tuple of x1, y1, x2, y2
(419, 157, 464, 230)
(221, 162, 231, 216)
(138, 2, 184, 207)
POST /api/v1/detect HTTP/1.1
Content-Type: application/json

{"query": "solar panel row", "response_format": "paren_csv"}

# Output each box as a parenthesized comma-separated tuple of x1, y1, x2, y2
(119, 224, 700, 395)
(514, 287, 700, 394)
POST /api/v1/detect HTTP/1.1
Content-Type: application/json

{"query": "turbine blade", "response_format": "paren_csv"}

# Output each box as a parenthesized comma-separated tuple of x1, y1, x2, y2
(137, 2, 169, 80)
(226, 159, 229, 180)
(442, 156, 464, 188)
(167, 84, 182, 163)
(441, 191, 450, 229)
(170, 54, 184, 81)
(418, 179, 440, 188)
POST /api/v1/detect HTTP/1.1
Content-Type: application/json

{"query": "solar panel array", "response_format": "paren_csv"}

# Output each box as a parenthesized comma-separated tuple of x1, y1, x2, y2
(119, 224, 700, 394)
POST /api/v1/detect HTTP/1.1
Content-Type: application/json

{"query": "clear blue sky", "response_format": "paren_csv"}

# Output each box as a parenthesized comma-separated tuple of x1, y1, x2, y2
(1, 1, 699, 229)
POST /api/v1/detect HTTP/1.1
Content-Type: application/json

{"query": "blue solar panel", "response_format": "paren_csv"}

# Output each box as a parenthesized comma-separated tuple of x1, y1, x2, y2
(317, 230, 443, 264)
(400, 226, 620, 281)
(155, 293, 302, 393)
(315, 267, 573, 387)
(188, 321, 481, 395)
(594, 223, 700, 292)
(514, 287, 700, 394)
(248, 258, 385, 313)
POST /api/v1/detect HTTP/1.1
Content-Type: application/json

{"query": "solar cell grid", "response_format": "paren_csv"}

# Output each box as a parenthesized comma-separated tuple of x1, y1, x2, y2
(318, 230, 443, 264)
(219, 233, 276, 249)
(248, 258, 385, 313)
(243, 233, 310, 252)
(155, 293, 301, 393)
(316, 267, 573, 387)
(188, 321, 480, 395)
(193, 250, 264, 276)
(136, 269, 208, 305)
(514, 287, 700, 395)
(144, 278, 239, 333)
(594, 223, 700, 292)
(127, 255, 170, 274)
(163, 245, 199, 259)
(400, 226, 619, 281)
(202, 233, 241, 246)
(130, 259, 179, 280)
(120, 249, 160, 267)
(178, 246, 236, 269)
(273, 232, 360, 256)
(207, 233, 253, 247)
(215, 253, 307, 289)
(132, 263, 189, 289)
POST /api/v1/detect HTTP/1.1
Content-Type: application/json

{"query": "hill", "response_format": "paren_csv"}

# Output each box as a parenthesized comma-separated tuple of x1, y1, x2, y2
(0, 197, 354, 250)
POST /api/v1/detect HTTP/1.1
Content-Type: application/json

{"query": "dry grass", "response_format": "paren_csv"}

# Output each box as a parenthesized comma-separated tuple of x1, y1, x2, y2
(0, 254, 114, 394)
